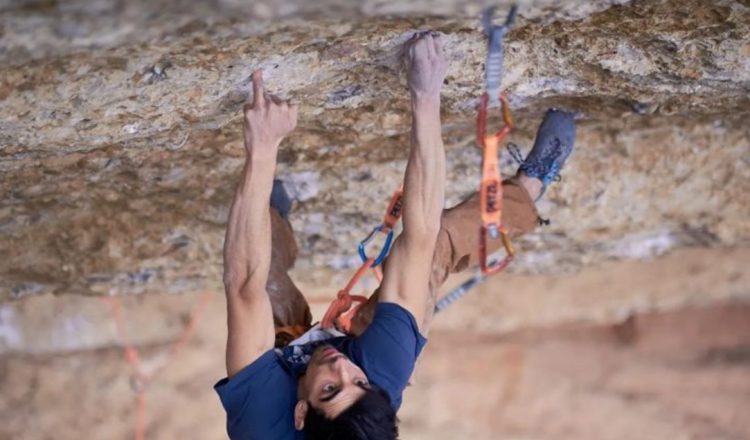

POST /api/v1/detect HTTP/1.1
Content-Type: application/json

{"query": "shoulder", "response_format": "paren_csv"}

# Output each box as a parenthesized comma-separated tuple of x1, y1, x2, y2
(343, 303, 428, 410)
(371, 302, 428, 347)
(214, 350, 301, 440)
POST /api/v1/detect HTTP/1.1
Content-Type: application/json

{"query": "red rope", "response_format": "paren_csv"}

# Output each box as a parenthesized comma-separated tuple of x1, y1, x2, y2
(102, 291, 212, 440)
(321, 258, 373, 332)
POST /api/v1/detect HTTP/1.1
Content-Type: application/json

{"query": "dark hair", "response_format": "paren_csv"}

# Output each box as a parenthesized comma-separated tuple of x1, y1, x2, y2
(304, 387, 399, 439)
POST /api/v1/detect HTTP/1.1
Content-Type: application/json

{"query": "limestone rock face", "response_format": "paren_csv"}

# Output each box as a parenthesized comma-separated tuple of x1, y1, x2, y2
(1, 0, 749, 303)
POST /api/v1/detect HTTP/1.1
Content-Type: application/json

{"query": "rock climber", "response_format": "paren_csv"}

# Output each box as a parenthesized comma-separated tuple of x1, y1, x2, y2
(215, 31, 576, 439)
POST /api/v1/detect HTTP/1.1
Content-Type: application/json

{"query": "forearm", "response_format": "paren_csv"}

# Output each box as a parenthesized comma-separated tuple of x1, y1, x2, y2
(223, 69, 297, 376)
(223, 151, 277, 294)
(402, 94, 445, 240)
(376, 93, 445, 325)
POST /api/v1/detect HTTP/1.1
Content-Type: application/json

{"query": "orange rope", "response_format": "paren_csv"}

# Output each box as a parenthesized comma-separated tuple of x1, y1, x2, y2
(320, 258, 373, 332)
(102, 291, 212, 440)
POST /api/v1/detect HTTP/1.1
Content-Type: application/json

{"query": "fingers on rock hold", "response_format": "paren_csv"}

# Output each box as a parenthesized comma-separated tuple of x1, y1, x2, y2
(251, 69, 265, 106)
(433, 34, 444, 55)
(267, 94, 286, 106)
(426, 34, 436, 57)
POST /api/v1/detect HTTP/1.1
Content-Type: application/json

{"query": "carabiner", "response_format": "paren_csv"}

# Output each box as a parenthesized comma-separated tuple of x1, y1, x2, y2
(479, 226, 515, 276)
(358, 224, 395, 267)
(477, 92, 514, 148)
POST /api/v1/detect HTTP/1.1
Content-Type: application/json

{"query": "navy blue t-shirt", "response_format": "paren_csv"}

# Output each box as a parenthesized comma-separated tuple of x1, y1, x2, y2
(214, 302, 427, 440)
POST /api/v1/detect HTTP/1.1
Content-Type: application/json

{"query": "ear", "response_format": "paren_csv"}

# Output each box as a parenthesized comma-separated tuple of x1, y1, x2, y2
(294, 400, 308, 430)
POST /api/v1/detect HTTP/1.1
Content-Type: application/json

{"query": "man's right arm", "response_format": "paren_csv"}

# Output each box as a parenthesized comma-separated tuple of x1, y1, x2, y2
(223, 70, 298, 378)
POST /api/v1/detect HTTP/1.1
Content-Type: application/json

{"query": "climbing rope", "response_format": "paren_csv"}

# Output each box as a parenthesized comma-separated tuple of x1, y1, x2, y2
(321, 5, 518, 332)
(102, 291, 212, 440)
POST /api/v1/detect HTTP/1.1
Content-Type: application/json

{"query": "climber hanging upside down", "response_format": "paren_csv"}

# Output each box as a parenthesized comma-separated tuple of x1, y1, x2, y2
(215, 30, 575, 440)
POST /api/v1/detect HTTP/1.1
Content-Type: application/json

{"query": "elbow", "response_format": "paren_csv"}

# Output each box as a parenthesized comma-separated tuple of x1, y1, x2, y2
(224, 263, 268, 300)
(223, 276, 266, 303)
(223, 270, 256, 298)
(223, 268, 243, 292)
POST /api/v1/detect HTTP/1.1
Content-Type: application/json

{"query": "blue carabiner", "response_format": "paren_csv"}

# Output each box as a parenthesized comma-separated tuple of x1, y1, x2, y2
(358, 224, 395, 267)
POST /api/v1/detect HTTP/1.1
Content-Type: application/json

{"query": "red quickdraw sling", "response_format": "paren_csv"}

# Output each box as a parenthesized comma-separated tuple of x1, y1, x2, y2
(477, 92, 516, 276)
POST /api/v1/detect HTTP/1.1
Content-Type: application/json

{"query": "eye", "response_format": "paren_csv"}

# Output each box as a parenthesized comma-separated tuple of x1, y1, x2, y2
(355, 379, 369, 387)
(323, 384, 336, 393)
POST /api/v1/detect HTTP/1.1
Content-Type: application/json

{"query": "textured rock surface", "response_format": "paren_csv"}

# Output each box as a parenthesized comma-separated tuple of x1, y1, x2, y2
(1, 1, 750, 438)
(2, 0, 749, 301)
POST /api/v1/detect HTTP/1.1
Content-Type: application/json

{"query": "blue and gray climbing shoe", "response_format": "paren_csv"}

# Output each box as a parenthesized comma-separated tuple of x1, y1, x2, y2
(518, 109, 576, 198)
(270, 179, 293, 219)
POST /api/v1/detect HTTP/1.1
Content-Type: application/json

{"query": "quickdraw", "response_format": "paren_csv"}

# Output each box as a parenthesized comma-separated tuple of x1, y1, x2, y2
(477, 5, 517, 276)
(321, 5, 518, 333)
(436, 5, 518, 311)
(320, 188, 403, 332)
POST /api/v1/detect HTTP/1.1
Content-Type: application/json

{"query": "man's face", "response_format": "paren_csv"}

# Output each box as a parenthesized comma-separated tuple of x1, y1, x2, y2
(298, 345, 370, 418)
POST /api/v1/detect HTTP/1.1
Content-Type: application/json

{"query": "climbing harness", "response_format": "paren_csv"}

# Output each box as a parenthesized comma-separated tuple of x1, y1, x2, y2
(103, 291, 212, 440)
(321, 5, 518, 332)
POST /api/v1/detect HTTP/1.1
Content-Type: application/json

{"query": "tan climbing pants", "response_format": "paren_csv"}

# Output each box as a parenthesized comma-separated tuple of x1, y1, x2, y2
(266, 179, 538, 340)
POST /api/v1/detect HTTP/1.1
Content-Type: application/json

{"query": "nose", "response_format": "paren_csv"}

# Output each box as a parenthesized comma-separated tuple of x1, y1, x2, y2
(329, 357, 349, 377)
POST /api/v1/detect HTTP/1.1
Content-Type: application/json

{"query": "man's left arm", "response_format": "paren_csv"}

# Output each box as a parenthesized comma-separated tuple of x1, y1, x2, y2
(377, 32, 447, 331)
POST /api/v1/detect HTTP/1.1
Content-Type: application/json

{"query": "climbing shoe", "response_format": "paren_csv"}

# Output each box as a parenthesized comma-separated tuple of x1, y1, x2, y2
(270, 179, 293, 219)
(518, 109, 576, 198)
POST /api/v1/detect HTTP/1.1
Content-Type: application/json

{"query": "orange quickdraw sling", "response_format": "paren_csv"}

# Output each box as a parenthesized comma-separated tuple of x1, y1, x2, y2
(477, 92, 516, 275)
